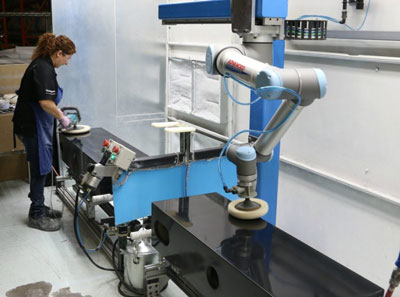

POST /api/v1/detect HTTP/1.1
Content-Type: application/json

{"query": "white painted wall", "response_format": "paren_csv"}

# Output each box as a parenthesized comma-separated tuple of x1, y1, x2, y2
(277, 0, 400, 294)
(167, 24, 251, 142)
(52, 0, 167, 156)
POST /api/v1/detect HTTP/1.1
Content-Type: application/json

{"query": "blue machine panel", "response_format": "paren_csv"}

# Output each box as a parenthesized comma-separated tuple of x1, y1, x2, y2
(159, 0, 288, 21)
(113, 157, 237, 225)
(256, 0, 288, 18)
(159, 0, 231, 21)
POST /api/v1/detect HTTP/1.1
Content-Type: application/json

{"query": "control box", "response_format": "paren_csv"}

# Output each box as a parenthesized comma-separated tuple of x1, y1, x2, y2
(102, 139, 136, 171)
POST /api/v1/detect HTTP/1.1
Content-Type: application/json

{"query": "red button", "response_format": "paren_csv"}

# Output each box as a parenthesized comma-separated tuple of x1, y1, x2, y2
(112, 146, 120, 153)
(103, 139, 110, 147)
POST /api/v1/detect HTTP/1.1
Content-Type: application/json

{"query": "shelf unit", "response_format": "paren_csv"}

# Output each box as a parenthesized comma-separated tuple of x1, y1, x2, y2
(0, 0, 51, 49)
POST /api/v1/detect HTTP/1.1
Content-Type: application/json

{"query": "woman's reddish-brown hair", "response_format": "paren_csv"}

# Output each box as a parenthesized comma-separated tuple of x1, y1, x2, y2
(32, 33, 76, 60)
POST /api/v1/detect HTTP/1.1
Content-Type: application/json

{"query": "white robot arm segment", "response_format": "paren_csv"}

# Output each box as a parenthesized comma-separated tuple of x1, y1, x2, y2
(206, 45, 327, 105)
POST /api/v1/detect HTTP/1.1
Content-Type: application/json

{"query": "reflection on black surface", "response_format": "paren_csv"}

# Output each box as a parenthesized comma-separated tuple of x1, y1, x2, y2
(219, 218, 273, 293)
(178, 196, 190, 222)
(167, 197, 193, 228)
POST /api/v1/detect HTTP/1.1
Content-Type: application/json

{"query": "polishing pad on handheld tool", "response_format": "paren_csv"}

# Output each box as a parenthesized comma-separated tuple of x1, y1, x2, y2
(61, 124, 91, 135)
(228, 198, 269, 220)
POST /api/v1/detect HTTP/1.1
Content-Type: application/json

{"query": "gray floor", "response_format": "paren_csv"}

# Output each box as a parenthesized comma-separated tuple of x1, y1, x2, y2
(0, 179, 187, 297)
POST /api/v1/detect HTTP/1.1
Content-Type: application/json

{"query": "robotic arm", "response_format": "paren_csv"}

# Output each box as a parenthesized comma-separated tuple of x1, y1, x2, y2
(207, 45, 327, 219)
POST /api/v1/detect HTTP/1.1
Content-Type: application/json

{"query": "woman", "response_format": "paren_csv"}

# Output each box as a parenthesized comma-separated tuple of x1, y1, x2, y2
(13, 33, 76, 232)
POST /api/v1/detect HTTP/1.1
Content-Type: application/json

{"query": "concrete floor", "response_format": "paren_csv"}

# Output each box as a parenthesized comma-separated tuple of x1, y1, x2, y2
(0, 179, 187, 297)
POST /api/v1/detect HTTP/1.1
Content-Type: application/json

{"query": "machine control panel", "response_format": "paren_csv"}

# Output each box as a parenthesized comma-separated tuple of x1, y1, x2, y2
(102, 139, 136, 171)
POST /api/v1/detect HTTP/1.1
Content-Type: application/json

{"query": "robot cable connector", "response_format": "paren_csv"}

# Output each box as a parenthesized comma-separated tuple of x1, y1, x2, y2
(385, 251, 400, 297)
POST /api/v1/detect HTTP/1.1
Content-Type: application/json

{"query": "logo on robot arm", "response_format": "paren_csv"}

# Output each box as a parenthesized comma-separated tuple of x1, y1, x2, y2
(226, 59, 249, 76)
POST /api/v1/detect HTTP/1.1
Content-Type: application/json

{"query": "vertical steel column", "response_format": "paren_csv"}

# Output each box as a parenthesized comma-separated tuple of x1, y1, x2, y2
(249, 0, 287, 225)
(24, 0, 48, 43)
(19, 0, 26, 46)
(1, 0, 8, 49)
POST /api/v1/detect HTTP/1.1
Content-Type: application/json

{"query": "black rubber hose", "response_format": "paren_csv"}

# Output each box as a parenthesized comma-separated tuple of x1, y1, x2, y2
(73, 189, 114, 271)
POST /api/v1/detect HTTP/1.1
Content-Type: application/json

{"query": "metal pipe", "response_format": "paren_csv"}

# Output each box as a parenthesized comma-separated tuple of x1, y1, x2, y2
(23, 0, 48, 37)
(167, 116, 245, 145)
(280, 156, 400, 207)
(91, 194, 113, 205)
(1, 0, 8, 49)
(129, 229, 152, 241)
(242, 43, 273, 64)
(0, 11, 51, 17)
(19, 0, 26, 46)
(285, 49, 400, 66)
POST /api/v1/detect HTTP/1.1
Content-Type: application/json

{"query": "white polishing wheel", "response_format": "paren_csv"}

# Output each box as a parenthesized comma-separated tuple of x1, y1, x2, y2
(164, 126, 196, 133)
(61, 124, 91, 135)
(228, 198, 269, 220)
(152, 121, 180, 128)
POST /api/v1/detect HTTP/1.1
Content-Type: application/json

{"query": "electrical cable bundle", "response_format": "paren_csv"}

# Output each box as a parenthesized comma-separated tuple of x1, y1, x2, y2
(385, 251, 400, 297)
(296, 0, 371, 31)
(72, 189, 158, 296)
(73, 189, 114, 271)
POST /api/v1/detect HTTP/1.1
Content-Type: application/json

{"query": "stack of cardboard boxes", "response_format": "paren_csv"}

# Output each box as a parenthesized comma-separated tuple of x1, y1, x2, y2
(0, 63, 29, 182)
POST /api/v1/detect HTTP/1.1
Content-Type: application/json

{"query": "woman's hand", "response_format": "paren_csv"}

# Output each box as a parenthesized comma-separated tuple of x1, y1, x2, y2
(58, 115, 71, 128)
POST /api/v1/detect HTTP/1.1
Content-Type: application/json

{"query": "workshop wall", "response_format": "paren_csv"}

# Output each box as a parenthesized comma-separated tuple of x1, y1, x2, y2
(51, 0, 400, 293)
(166, 23, 251, 142)
(278, 0, 400, 294)
(160, 0, 400, 293)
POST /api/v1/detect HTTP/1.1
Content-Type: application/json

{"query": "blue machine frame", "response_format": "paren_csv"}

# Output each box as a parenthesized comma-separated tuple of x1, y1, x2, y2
(159, 0, 288, 20)
(116, 0, 289, 226)
(113, 158, 237, 225)
(251, 39, 286, 225)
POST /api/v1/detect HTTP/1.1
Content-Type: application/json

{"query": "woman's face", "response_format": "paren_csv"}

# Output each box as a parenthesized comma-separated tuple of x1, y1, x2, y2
(52, 50, 73, 68)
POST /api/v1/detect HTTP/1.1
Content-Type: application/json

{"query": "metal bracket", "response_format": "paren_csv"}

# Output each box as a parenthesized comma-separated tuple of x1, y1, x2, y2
(242, 18, 285, 42)
(231, 0, 255, 34)
(144, 261, 169, 297)
(85, 198, 96, 220)
(180, 132, 193, 164)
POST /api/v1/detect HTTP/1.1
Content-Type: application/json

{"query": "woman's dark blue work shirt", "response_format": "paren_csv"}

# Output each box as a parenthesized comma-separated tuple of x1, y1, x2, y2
(13, 56, 61, 175)
(13, 56, 58, 136)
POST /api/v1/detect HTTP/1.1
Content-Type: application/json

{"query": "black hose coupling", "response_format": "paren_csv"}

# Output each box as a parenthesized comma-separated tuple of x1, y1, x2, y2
(224, 186, 238, 194)
(340, 0, 348, 24)
(356, 0, 364, 9)
(390, 267, 400, 290)
(118, 224, 129, 250)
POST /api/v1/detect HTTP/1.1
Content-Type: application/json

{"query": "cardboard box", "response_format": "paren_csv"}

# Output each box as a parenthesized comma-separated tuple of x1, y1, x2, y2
(0, 112, 24, 153)
(0, 63, 31, 182)
(0, 63, 28, 94)
(0, 151, 28, 182)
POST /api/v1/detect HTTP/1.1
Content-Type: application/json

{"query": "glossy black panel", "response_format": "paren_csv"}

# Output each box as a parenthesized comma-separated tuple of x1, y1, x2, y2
(60, 127, 147, 166)
(152, 193, 384, 297)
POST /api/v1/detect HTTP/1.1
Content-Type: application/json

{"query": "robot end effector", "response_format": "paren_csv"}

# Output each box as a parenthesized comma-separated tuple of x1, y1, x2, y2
(207, 45, 327, 200)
